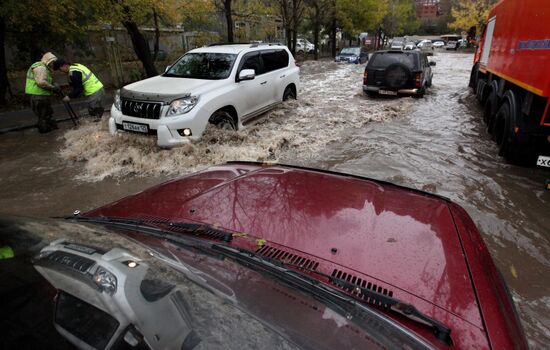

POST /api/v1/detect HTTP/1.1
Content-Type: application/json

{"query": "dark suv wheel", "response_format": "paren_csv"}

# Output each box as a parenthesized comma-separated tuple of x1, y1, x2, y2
(385, 63, 411, 89)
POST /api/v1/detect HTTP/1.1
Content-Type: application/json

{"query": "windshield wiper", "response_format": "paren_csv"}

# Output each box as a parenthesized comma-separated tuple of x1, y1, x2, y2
(275, 256, 452, 345)
(326, 274, 452, 345)
(210, 245, 449, 348)
(66, 215, 233, 242)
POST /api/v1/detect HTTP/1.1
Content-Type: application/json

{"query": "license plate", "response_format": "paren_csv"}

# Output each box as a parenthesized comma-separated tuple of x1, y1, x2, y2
(536, 155, 550, 167)
(122, 122, 149, 133)
(379, 90, 397, 96)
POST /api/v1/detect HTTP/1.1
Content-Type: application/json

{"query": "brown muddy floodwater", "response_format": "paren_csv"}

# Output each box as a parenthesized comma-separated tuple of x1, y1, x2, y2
(0, 51, 548, 348)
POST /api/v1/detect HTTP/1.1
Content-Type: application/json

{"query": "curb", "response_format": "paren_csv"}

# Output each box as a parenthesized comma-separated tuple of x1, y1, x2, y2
(0, 117, 74, 135)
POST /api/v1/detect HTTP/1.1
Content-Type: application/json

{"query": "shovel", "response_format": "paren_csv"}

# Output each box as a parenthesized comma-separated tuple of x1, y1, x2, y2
(62, 98, 80, 126)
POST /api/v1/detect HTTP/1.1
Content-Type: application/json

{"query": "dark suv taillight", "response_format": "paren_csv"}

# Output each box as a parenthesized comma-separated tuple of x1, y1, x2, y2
(363, 70, 368, 85)
(415, 72, 422, 88)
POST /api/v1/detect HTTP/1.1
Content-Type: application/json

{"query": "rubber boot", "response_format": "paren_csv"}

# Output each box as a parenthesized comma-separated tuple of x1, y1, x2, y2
(47, 118, 59, 130)
(37, 119, 52, 134)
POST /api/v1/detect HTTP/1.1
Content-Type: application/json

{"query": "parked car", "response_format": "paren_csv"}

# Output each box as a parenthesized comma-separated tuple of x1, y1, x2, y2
(1, 162, 528, 349)
(335, 47, 369, 64)
(446, 40, 459, 50)
(417, 40, 434, 56)
(390, 37, 404, 50)
(109, 43, 300, 147)
(404, 41, 416, 50)
(296, 38, 315, 54)
(458, 38, 468, 48)
(363, 50, 435, 97)
(432, 40, 445, 48)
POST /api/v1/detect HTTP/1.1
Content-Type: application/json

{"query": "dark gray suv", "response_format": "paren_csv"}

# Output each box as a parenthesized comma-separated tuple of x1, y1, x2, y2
(363, 50, 435, 97)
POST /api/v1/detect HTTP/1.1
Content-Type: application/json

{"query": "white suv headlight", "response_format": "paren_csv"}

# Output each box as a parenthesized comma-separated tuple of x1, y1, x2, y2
(167, 96, 199, 116)
(114, 89, 121, 110)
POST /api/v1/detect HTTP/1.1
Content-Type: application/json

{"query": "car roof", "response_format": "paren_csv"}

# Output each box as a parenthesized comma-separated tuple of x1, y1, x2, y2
(191, 43, 286, 55)
(373, 50, 420, 55)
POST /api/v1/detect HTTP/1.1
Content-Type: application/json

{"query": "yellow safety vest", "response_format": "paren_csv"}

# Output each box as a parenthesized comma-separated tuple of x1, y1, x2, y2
(25, 62, 53, 96)
(69, 63, 103, 96)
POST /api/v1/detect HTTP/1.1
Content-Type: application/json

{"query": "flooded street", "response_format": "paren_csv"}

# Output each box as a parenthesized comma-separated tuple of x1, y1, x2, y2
(0, 51, 548, 348)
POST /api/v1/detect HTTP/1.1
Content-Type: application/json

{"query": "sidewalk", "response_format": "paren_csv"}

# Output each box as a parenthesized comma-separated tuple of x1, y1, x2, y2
(0, 95, 113, 134)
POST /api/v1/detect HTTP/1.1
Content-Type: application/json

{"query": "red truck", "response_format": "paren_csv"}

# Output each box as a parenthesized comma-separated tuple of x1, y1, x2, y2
(469, 0, 550, 171)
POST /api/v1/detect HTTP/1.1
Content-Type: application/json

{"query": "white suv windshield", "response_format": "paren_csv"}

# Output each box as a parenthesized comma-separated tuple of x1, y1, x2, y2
(165, 52, 237, 80)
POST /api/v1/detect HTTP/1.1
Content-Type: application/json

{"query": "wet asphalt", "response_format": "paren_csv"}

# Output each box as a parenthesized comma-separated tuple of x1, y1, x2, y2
(0, 51, 548, 348)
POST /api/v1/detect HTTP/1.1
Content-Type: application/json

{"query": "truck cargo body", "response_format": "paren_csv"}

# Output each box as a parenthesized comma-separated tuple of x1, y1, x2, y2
(470, 0, 550, 167)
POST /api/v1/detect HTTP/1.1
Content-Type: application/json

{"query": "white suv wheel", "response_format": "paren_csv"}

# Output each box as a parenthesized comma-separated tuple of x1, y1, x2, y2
(209, 110, 236, 130)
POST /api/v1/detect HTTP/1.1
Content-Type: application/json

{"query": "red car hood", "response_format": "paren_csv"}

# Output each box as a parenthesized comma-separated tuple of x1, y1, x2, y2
(86, 163, 488, 348)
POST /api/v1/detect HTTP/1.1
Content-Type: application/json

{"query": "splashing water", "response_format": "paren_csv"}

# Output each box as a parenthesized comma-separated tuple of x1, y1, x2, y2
(59, 60, 414, 181)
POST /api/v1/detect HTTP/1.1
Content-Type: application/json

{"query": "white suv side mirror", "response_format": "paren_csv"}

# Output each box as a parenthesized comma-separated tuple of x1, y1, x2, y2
(238, 69, 255, 81)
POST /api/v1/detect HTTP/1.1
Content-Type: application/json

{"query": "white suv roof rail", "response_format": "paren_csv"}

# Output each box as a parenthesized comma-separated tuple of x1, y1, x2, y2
(206, 42, 283, 48)
(249, 42, 283, 48)
(206, 42, 251, 47)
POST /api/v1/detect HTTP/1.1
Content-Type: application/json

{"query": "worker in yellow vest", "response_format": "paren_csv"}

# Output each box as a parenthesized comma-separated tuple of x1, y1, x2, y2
(54, 59, 105, 120)
(25, 52, 62, 133)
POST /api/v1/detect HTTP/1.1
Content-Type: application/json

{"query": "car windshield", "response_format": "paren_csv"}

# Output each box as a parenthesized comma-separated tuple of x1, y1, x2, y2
(340, 47, 360, 55)
(369, 52, 416, 69)
(165, 52, 237, 79)
(37, 217, 436, 350)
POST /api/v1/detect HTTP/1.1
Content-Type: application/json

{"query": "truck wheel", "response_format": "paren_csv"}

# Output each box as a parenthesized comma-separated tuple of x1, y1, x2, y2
(495, 92, 532, 165)
(469, 64, 479, 92)
(209, 110, 237, 130)
(484, 84, 499, 136)
(476, 80, 488, 104)
(495, 100, 512, 159)
(483, 80, 499, 140)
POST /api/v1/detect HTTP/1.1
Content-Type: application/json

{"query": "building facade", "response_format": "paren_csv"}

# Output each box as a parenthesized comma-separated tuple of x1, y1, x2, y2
(416, 0, 441, 20)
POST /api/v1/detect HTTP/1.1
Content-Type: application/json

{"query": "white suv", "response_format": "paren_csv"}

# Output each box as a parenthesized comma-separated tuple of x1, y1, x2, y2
(109, 43, 300, 147)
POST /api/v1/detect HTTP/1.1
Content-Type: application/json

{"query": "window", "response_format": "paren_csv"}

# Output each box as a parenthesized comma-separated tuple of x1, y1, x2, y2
(165, 53, 236, 80)
(369, 52, 416, 69)
(55, 292, 120, 349)
(261, 50, 289, 73)
(481, 16, 496, 65)
(240, 53, 263, 75)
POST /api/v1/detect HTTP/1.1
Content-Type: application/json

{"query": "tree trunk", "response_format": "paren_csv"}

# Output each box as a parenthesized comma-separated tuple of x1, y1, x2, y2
(313, 3, 320, 60)
(286, 27, 292, 52)
(224, 0, 234, 43)
(122, 20, 158, 77)
(330, 1, 337, 58)
(0, 17, 9, 105)
(152, 8, 160, 62)
(291, 0, 298, 55)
